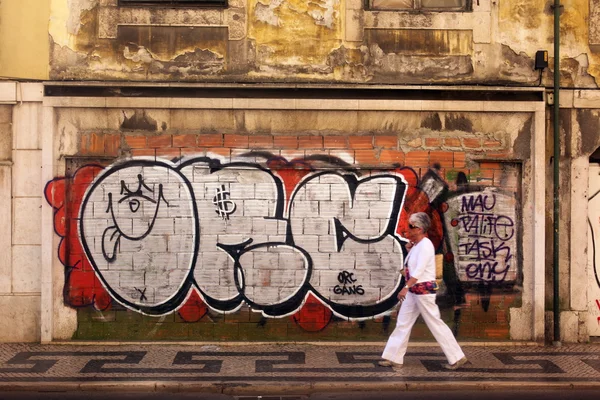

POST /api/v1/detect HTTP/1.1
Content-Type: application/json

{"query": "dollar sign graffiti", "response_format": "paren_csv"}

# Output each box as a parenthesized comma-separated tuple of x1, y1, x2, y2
(213, 184, 237, 220)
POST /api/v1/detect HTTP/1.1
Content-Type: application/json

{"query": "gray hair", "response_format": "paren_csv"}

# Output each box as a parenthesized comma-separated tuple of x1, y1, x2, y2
(409, 212, 431, 232)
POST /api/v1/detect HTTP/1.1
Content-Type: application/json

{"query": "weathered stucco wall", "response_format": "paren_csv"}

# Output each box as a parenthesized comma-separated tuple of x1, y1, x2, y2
(45, 0, 599, 86)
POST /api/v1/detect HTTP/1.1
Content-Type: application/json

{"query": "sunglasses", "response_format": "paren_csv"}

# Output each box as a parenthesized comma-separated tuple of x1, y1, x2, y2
(408, 224, 419, 229)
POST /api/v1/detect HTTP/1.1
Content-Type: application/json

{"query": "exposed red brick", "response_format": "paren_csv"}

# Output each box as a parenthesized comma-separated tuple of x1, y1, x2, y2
(173, 134, 197, 148)
(198, 133, 223, 147)
(424, 138, 442, 147)
(79, 133, 91, 155)
(156, 148, 181, 159)
(483, 139, 503, 148)
(180, 148, 206, 157)
(298, 135, 323, 149)
(224, 134, 249, 148)
(124, 135, 147, 149)
(147, 135, 172, 148)
(463, 138, 481, 148)
(379, 150, 405, 165)
(429, 151, 454, 168)
(273, 136, 298, 149)
(323, 136, 347, 149)
(131, 148, 155, 158)
(454, 152, 466, 168)
(354, 149, 378, 165)
(478, 161, 502, 170)
(348, 136, 373, 149)
(444, 138, 461, 147)
(104, 134, 120, 157)
(81, 133, 104, 155)
(249, 135, 274, 149)
(476, 168, 494, 184)
(405, 151, 429, 167)
(374, 136, 397, 149)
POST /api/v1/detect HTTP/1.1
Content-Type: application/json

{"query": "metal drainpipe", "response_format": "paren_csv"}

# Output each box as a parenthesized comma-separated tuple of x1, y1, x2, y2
(553, 0, 561, 346)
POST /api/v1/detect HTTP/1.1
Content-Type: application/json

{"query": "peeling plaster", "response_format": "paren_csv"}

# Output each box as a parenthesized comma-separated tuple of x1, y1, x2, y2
(255, 0, 284, 26)
(307, 0, 339, 29)
(67, 0, 98, 36)
(124, 46, 155, 64)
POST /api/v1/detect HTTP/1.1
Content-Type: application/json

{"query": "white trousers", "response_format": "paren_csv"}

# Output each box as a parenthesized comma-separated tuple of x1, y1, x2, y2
(382, 292, 465, 365)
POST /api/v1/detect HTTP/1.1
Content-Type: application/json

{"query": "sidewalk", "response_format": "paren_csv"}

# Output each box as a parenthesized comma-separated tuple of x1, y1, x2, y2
(1, 342, 600, 394)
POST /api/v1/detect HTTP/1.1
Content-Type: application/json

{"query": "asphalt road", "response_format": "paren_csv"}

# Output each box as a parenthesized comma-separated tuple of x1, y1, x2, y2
(1, 391, 600, 400)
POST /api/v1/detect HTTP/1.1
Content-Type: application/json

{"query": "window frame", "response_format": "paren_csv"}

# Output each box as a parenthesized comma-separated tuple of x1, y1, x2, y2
(365, 0, 472, 12)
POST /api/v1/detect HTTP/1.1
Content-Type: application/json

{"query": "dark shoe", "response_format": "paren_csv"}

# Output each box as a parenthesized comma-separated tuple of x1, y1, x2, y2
(378, 359, 403, 369)
(443, 356, 468, 370)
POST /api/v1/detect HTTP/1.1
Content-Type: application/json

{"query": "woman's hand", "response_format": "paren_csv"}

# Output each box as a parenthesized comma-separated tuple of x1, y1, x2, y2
(397, 286, 409, 301)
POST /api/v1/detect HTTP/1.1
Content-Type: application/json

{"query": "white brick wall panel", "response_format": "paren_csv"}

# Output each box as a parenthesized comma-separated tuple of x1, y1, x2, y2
(198, 235, 218, 252)
(160, 183, 182, 200)
(252, 217, 279, 235)
(244, 199, 277, 217)
(291, 186, 306, 201)
(309, 253, 331, 269)
(318, 235, 337, 253)
(279, 251, 306, 271)
(278, 220, 288, 235)
(353, 218, 381, 237)
(369, 270, 398, 288)
(292, 234, 319, 254)
(223, 217, 252, 234)
(338, 238, 364, 253)
(355, 182, 381, 201)
(323, 253, 356, 272)
(248, 252, 276, 269)
(218, 267, 236, 287)
(254, 183, 278, 200)
(356, 253, 383, 269)
(217, 234, 249, 245)
(290, 200, 319, 217)
(229, 183, 256, 199)
(303, 218, 330, 235)
(318, 174, 345, 184)
(81, 164, 197, 312)
(305, 182, 331, 201)
(166, 200, 195, 218)
(318, 200, 345, 218)
(379, 252, 401, 267)
(177, 252, 196, 270)
(118, 235, 168, 253)
(195, 250, 235, 300)
(367, 201, 393, 219)
(191, 183, 206, 199)
(191, 165, 214, 182)
(329, 183, 350, 201)
(168, 234, 195, 253)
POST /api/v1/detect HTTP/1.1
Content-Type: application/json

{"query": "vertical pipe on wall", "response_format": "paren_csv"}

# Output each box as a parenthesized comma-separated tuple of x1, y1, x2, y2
(552, 0, 561, 345)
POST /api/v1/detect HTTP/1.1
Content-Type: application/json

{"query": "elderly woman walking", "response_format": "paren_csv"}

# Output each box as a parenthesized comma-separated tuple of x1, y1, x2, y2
(379, 212, 468, 371)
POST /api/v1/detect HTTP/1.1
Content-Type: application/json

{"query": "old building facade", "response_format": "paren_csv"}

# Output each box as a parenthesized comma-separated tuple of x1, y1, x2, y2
(0, 0, 597, 343)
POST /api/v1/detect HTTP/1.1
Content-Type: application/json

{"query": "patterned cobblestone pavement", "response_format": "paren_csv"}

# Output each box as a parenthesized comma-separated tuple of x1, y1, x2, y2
(0, 343, 599, 393)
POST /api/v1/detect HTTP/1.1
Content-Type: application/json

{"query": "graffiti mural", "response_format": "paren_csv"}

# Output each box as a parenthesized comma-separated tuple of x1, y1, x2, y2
(444, 190, 518, 283)
(44, 152, 522, 339)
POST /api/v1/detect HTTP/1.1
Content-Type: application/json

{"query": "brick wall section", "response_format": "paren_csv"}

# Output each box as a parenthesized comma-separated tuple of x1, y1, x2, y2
(72, 130, 516, 342)
(80, 132, 508, 171)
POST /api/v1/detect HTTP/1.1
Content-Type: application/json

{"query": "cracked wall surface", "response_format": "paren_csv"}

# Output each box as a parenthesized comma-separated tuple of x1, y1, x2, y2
(45, 0, 600, 86)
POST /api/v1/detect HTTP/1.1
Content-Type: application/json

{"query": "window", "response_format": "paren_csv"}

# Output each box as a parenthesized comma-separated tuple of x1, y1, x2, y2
(368, 0, 470, 11)
(119, 0, 227, 7)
